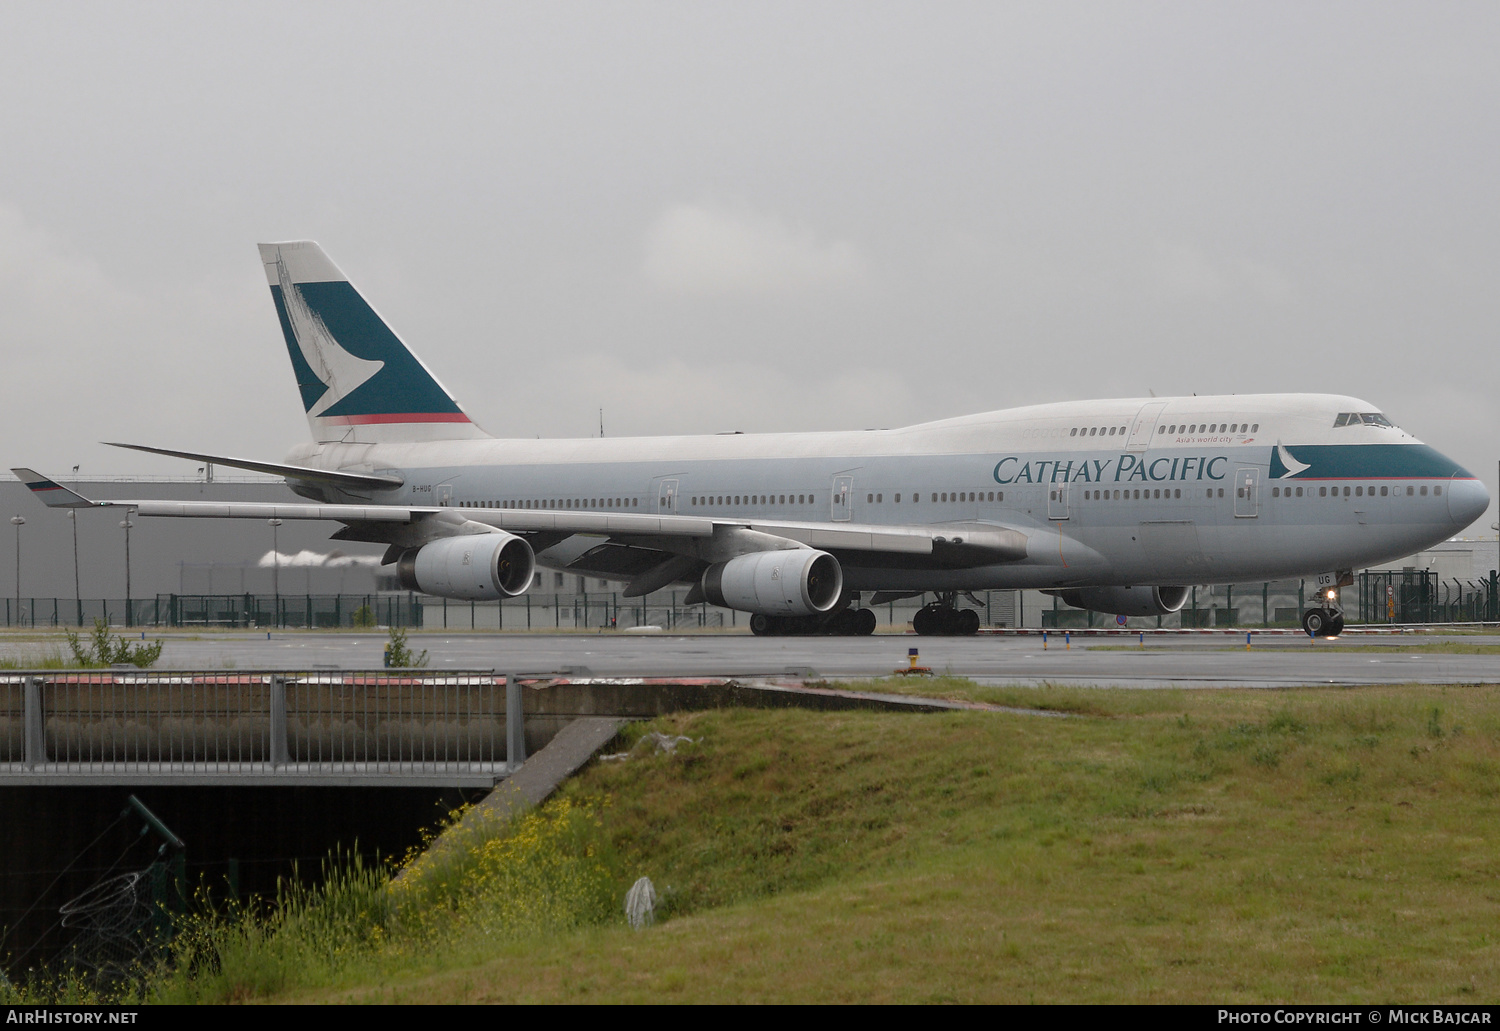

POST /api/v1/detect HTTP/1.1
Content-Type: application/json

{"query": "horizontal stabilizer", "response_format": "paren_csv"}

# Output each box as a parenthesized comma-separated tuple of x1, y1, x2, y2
(105, 443, 404, 491)
(10, 469, 92, 508)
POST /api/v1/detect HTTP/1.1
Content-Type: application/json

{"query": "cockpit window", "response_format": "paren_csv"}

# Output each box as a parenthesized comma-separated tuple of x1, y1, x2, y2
(1334, 412, 1394, 428)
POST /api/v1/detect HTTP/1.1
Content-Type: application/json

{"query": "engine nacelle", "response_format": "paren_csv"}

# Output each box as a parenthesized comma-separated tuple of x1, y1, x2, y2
(396, 533, 535, 600)
(701, 550, 842, 616)
(1053, 585, 1191, 617)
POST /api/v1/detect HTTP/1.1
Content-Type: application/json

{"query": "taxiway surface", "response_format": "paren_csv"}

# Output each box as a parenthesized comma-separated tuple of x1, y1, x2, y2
(114, 631, 1500, 688)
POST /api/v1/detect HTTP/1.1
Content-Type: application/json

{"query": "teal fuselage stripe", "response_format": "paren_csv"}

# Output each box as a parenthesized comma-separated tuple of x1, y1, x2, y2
(1271, 443, 1473, 481)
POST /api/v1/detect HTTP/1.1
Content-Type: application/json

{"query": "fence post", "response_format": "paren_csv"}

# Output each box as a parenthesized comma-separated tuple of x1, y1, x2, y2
(23, 676, 45, 768)
(269, 675, 289, 768)
(506, 673, 525, 767)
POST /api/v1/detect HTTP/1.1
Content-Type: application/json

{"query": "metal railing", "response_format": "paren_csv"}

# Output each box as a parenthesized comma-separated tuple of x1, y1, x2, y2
(0, 671, 526, 786)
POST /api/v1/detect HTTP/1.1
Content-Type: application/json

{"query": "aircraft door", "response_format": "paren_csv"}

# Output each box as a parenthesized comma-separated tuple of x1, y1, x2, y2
(832, 475, 854, 522)
(657, 479, 679, 513)
(1048, 479, 1070, 520)
(1126, 401, 1168, 452)
(437, 484, 453, 507)
(1233, 467, 1259, 518)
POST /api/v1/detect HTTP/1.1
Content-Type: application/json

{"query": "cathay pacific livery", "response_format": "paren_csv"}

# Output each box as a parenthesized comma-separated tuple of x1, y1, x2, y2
(14, 241, 1490, 637)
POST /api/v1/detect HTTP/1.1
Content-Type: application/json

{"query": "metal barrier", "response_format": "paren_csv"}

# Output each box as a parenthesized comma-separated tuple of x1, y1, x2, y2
(0, 671, 525, 787)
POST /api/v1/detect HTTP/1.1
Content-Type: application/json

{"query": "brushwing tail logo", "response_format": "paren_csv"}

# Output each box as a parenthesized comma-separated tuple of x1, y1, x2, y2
(274, 255, 384, 417)
(1271, 441, 1311, 479)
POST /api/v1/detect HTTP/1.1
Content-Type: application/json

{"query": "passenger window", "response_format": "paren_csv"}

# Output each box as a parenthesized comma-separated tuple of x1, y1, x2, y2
(1070, 428, 1078, 436)
(1272, 487, 1279, 498)
(1434, 485, 1442, 496)
(893, 494, 899, 503)
(1218, 488, 1225, 499)
(1380, 486, 1388, 496)
(1405, 487, 1413, 496)
(1108, 427, 1116, 435)
(1295, 487, 1303, 497)
(1356, 487, 1363, 497)
(931, 493, 937, 502)
(1343, 486, 1351, 497)
(1252, 424, 1259, 432)
(1173, 489, 1180, 499)
(998, 491, 1004, 501)
(1420, 486, 1428, 496)
(1089, 427, 1097, 436)
(877, 494, 883, 503)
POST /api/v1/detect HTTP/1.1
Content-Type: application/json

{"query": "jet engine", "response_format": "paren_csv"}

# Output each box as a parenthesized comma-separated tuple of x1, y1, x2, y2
(700, 550, 842, 616)
(396, 533, 535, 600)
(1052, 585, 1190, 617)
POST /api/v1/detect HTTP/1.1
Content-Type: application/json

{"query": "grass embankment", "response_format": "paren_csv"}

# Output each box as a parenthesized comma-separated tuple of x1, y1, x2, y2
(346, 686, 1498, 1003)
(11, 682, 1499, 1003)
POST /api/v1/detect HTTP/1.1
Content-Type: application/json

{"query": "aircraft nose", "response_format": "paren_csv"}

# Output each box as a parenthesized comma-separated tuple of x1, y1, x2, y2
(1447, 476, 1490, 529)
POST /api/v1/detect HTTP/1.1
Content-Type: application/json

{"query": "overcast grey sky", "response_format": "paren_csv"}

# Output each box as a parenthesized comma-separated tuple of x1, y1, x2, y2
(3, 2, 1496, 535)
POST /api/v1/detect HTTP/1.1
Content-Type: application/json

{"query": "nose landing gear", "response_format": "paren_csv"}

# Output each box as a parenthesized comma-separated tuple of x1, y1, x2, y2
(1302, 579, 1347, 638)
(1301, 607, 1345, 638)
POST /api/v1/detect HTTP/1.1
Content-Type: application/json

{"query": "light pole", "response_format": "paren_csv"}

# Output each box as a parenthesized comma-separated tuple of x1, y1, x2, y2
(9, 515, 23, 628)
(120, 515, 134, 628)
(268, 518, 283, 627)
(68, 510, 82, 626)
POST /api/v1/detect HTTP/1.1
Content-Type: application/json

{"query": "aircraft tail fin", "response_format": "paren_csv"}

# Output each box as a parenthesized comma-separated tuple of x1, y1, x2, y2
(11, 469, 94, 509)
(258, 241, 490, 443)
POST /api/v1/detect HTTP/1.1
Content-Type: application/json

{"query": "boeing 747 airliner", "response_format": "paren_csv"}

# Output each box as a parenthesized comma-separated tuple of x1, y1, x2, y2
(15, 241, 1489, 636)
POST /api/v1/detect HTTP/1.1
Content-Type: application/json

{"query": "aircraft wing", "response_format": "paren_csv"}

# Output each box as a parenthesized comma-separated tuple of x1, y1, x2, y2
(12, 469, 1028, 572)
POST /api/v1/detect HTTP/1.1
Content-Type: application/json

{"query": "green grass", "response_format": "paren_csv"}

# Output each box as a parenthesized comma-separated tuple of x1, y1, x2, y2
(293, 684, 1500, 1003)
(11, 681, 1500, 1003)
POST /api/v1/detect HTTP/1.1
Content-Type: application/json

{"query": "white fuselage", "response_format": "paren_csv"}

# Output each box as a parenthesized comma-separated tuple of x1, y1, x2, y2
(288, 392, 1488, 592)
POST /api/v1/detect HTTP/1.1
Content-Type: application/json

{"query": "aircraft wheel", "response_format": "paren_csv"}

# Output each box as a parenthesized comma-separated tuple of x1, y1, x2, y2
(750, 613, 772, 637)
(1302, 609, 1327, 637)
(1326, 613, 1345, 637)
(854, 608, 878, 636)
(912, 606, 937, 635)
(957, 609, 981, 636)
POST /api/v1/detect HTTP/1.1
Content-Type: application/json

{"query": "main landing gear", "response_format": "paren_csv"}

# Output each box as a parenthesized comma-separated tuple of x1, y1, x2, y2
(1302, 579, 1347, 638)
(912, 593, 981, 636)
(749, 607, 877, 637)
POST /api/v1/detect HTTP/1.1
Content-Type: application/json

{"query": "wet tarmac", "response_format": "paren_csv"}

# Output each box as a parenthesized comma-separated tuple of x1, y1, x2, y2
(74, 628, 1500, 689)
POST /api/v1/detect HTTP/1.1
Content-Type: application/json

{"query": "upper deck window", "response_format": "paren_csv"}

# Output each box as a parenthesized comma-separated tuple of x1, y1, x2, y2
(1334, 412, 1394, 428)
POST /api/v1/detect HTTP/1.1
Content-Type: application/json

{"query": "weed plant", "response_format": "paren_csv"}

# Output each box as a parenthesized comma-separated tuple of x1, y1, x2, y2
(139, 797, 618, 1003)
(63, 620, 163, 668)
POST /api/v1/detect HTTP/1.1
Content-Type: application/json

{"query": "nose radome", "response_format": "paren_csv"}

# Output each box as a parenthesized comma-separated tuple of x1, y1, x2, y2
(1447, 476, 1490, 528)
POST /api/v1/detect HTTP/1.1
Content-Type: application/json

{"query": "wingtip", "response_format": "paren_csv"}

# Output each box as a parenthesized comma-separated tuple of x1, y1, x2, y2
(10, 468, 94, 508)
